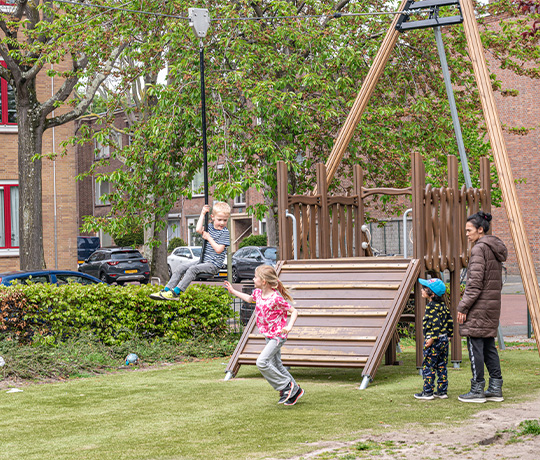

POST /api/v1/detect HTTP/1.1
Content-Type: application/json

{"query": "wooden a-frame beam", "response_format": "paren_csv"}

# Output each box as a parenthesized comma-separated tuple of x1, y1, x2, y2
(322, 0, 540, 354)
(460, 0, 540, 353)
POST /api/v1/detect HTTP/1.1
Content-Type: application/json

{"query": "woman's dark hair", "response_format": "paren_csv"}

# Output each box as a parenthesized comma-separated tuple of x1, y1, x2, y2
(467, 211, 492, 233)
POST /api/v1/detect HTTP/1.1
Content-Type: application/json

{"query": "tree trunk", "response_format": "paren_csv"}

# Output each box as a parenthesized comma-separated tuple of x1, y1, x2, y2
(17, 92, 46, 270)
(143, 213, 169, 285)
(263, 185, 278, 247)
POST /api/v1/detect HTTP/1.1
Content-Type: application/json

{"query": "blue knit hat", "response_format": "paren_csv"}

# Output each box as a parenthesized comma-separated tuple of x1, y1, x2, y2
(418, 278, 446, 297)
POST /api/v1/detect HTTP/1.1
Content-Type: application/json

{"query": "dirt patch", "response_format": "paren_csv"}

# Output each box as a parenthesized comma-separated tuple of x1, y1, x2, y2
(284, 395, 540, 459)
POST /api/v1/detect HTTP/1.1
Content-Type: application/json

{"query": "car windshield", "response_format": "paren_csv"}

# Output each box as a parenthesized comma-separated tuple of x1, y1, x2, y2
(191, 248, 202, 257)
(111, 251, 142, 260)
(262, 247, 277, 261)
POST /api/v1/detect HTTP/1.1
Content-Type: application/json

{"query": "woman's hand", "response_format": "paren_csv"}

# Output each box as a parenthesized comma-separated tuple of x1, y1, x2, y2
(457, 312, 466, 324)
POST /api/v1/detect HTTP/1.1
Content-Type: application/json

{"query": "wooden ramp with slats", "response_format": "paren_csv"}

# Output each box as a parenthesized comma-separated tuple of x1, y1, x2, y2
(225, 257, 420, 388)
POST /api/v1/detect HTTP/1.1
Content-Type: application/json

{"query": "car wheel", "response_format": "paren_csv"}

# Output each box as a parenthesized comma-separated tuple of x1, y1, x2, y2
(99, 272, 109, 284)
(232, 267, 241, 283)
(141, 279, 149, 285)
(117, 281, 125, 286)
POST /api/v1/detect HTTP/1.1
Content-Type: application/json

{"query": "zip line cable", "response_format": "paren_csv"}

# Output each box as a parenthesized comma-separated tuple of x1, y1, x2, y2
(51, 0, 428, 22)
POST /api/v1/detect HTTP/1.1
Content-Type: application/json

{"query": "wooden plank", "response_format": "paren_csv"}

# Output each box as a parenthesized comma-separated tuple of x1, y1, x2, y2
(248, 334, 378, 341)
(461, 0, 540, 354)
(280, 263, 410, 270)
(296, 311, 388, 317)
(239, 354, 368, 363)
(285, 283, 401, 290)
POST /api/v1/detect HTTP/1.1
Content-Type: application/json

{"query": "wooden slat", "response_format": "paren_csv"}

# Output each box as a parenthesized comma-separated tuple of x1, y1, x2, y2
(285, 283, 400, 290)
(239, 354, 368, 363)
(296, 311, 388, 317)
(280, 263, 410, 270)
(248, 334, 378, 341)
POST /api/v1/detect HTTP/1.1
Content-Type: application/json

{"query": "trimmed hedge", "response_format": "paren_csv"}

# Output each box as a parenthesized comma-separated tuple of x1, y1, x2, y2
(0, 283, 233, 345)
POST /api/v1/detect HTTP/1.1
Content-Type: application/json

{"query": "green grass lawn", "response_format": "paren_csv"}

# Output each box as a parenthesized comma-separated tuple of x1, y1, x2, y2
(1, 344, 539, 460)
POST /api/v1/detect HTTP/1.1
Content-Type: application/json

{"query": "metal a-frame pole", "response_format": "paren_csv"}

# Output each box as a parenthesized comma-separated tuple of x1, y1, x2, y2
(460, 0, 540, 354)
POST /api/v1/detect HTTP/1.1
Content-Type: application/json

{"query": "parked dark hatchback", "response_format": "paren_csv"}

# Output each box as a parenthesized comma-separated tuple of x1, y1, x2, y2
(78, 248, 150, 285)
(231, 246, 277, 282)
(0, 270, 103, 286)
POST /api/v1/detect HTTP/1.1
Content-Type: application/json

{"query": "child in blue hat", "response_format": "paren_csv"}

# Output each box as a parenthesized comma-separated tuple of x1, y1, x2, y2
(414, 277, 454, 400)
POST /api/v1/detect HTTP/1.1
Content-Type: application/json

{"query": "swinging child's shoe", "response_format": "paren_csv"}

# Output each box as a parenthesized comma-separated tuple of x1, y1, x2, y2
(284, 387, 304, 406)
(278, 382, 294, 404)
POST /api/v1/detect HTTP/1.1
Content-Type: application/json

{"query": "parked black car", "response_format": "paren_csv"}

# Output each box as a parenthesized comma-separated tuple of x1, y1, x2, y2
(231, 246, 277, 283)
(78, 248, 150, 285)
(0, 270, 103, 286)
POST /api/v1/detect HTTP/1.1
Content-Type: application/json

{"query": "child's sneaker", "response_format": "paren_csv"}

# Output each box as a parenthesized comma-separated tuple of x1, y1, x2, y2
(149, 291, 166, 300)
(278, 382, 294, 404)
(433, 391, 448, 399)
(160, 290, 180, 300)
(414, 391, 434, 400)
(284, 387, 304, 406)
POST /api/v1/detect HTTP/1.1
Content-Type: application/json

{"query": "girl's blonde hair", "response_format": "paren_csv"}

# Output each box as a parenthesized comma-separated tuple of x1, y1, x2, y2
(255, 264, 293, 302)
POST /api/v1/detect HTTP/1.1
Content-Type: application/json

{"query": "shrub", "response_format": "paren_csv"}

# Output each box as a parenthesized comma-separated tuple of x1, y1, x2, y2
(239, 234, 267, 249)
(168, 237, 187, 252)
(0, 283, 233, 346)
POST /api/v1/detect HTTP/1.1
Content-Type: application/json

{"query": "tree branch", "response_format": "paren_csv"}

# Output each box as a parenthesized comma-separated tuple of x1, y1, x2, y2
(43, 43, 129, 129)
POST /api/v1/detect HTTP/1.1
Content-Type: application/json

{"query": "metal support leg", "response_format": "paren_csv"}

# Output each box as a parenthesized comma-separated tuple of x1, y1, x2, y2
(224, 371, 234, 381)
(359, 375, 371, 390)
(497, 324, 506, 350)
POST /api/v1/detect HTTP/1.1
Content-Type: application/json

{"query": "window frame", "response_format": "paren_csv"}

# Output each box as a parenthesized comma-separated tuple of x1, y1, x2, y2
(94, 178, 111, 206)
(0, 61, 16, 126)
(0, 182, 19, 251)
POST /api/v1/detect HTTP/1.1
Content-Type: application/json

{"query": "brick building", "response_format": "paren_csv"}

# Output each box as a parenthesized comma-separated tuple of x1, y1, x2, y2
(489, 59, 540, 275)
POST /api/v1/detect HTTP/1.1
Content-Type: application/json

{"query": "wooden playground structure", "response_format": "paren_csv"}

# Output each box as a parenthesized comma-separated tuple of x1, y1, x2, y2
(225, 0, 540, 386)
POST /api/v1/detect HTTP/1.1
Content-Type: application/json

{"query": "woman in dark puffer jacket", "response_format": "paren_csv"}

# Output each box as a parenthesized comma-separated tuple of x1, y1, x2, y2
(457, 211, 507, 403)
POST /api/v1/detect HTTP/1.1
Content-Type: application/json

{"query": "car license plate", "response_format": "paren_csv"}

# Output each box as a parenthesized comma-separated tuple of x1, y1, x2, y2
(217, 272, 227, 277)
(125, 269, 137, 274)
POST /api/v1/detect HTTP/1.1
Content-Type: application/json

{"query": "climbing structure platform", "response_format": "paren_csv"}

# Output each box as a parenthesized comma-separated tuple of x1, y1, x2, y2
(225, 257, 420, 387)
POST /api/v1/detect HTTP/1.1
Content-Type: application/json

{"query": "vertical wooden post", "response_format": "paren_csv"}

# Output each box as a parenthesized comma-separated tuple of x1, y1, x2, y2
(353, 164, 364, 257)
(462, 0, 540, 353)
(448, 155, 462, 364)
(317, 163, 331, 259)
(277, 161, 291, 262)
(412, 152, 426, 368)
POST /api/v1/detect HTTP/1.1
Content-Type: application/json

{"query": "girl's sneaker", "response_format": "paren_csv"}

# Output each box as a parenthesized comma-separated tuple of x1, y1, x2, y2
(414, 391, 434, 400)
(284, 387, 304, 406)
(434, 391, 448, 399)
(278, 382, 294, 404)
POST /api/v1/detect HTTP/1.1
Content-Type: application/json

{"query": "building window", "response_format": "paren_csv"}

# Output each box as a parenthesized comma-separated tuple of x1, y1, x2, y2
(234, 193, 246, 206)
(95, 179, 110, 206)
(187, 217, 203, 246)
(0, 183, 19, 249)
(167, 216, 181, 242)
(94, 138, 110, 160)
(0, 61, 16, 125)
(259, 219, 267, 236)
(192, 169, 204, 197)
(99, 229, 114, 247)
